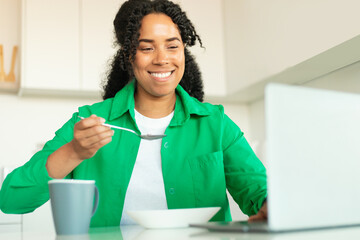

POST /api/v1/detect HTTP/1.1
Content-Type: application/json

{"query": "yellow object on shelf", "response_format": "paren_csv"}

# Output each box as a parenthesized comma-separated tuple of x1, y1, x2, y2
(0, 45, 6, 82)
(5, 46, 18, 82)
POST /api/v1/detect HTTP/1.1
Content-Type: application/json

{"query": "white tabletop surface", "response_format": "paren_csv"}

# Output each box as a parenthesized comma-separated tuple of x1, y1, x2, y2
(2, 225, 360, 240)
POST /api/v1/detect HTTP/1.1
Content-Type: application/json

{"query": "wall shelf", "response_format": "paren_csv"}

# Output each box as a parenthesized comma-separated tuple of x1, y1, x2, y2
(18, 87, 102, 100)
(0, 82, 20, 94)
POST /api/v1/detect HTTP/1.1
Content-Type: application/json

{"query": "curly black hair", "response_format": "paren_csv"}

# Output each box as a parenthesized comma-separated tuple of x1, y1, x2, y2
(102, 0, 204, 102)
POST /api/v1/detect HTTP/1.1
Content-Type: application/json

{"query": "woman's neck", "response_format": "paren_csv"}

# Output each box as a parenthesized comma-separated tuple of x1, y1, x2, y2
(134, 92, 176, 119)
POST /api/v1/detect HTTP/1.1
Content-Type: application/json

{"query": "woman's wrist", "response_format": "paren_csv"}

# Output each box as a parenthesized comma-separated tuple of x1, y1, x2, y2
(46, 142, 83, 179)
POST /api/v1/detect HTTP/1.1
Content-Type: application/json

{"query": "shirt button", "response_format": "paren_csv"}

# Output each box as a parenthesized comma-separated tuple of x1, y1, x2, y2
(169, 188, 175, 195)
(164, 142, 169, 149)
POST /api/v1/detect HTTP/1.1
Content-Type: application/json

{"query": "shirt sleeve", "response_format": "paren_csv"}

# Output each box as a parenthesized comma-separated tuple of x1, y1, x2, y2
(221, 111, 267, 216)
(0, 113, 77, 214)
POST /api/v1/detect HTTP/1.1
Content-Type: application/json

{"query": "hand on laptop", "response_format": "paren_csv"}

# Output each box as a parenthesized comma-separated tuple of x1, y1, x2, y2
(248, 201, 267, 222)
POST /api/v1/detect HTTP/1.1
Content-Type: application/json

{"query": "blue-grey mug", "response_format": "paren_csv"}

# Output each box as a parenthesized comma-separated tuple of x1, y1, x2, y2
(49, 179, 99, 235)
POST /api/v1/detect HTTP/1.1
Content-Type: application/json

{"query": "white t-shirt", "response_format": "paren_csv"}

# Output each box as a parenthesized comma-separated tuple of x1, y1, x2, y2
(120, 109, 174, 225)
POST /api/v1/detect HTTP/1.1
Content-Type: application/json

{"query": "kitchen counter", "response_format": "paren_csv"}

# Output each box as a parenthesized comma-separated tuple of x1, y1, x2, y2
(2, 225, 360, 240)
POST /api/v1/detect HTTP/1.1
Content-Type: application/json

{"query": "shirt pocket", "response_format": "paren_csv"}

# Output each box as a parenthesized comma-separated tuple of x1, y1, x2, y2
(187, 151, 227, 206)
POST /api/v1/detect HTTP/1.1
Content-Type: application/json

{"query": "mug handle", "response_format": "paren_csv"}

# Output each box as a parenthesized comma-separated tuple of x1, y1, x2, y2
(92, 186, 99, 216)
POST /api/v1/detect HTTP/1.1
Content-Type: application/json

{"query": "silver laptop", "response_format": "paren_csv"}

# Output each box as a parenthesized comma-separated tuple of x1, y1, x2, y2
(191, 83, 360, 232)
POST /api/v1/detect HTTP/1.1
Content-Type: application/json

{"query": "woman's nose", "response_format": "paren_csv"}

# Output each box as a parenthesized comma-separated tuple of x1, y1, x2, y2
(152, 49, 169, 65)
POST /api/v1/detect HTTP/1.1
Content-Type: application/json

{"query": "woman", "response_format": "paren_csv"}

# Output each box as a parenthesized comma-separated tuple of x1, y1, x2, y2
(0, 0, 267, 226)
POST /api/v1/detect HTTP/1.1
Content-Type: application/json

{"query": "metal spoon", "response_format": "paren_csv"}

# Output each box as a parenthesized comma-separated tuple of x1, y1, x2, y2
(78, 116, 166, 140)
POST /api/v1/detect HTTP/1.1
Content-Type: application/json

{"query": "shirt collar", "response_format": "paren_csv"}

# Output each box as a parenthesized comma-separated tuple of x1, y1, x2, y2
(109, 80, 210, 125)
(170, 84, 211, 126)
(109, 80, 136, 122)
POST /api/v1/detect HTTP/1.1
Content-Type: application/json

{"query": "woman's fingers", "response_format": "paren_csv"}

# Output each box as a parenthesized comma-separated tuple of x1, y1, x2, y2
(76, 114, 105, 130)
(78, 127, 114, 148)
(75, 124, 112, 142)
(87, 135, 113, 151)
(248, 202, 268, 222)
(71, 115, 114, 160)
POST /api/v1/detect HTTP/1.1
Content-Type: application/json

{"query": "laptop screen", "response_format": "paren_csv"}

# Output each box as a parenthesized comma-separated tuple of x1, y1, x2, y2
(265, 83, 360, 231)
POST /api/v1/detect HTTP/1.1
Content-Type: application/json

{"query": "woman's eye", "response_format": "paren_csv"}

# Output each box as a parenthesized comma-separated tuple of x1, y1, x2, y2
(168, 45, 178, 49)
(141, 47, 153, 52)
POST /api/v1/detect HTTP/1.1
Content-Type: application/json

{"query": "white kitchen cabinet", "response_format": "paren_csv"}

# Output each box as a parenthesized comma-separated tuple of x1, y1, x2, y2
(80, 0, 124, 92)
(21, 0, 122, 94)
(22, 0, 80, 91)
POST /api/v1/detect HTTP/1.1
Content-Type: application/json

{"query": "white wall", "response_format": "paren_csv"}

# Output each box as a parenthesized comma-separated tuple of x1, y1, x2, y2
(224, 0, 360, 93)
(0, 95, 99, 170)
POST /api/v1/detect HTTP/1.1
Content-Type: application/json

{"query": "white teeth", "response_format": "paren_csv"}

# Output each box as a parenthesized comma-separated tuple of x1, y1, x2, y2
(151, 72, 171, 78)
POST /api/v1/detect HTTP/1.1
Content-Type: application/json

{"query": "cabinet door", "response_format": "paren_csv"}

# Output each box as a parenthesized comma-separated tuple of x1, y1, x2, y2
(22, 0, 80, 90)
(81, 0, 125, 92)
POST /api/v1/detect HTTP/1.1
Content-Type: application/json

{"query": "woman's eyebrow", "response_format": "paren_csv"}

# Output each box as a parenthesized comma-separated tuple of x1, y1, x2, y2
(139, 37, 181, 43)
(166, 37, 181, 42)
(139, 39, 153, 43)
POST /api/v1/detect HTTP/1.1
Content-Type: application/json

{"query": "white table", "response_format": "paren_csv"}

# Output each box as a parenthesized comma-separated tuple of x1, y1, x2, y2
(2, 225, 360, 240)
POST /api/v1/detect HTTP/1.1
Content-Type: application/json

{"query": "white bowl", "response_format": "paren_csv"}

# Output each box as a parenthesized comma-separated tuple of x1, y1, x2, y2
(126, 207, 221, 229)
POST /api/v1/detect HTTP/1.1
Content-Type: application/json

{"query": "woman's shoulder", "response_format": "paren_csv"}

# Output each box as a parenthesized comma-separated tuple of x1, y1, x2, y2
(177, 85, 225, 117)
(201, 101, 224, 112)
(187, 96, 225, 117)
(77, 97, 115, 119)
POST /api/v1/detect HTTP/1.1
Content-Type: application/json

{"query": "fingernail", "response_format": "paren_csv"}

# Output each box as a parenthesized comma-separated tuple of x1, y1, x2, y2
(99, 118, 106, 124)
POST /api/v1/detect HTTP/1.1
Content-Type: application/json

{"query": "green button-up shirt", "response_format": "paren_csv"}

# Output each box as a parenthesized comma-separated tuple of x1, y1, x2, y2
(0, 81, 267, 227)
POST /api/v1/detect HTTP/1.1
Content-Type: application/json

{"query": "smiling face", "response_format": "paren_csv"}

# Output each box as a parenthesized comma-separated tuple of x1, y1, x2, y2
(132, 13, 185, 100)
